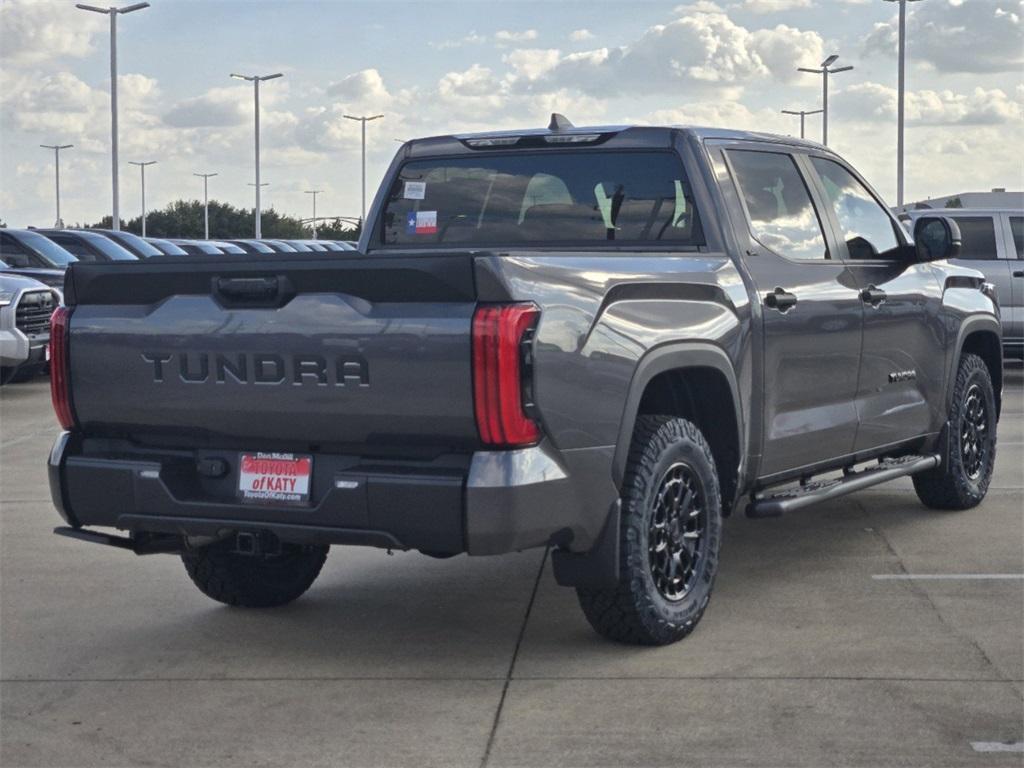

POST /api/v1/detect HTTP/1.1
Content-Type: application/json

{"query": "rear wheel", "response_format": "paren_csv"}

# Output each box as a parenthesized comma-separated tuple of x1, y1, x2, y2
(181, 540, 328, 608)
(576, 415, 722, 645)
(913, 353, 997, 510)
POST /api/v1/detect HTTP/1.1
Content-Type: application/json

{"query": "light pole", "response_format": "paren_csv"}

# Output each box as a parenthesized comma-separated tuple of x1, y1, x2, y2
(194, 172, 217, 239)
(128, 160, 156, 236)
(247, 182, 269, 236)
(780, 109, 823, 140)
(884, 0, 923, 207)
(798, 55, 854, 146)
(75, 3, 150, 231)
(304, 190, 323, 239)
(343, 114, 383, 224)
(40, 144, 73, 227)
(231, 72, 283, 238)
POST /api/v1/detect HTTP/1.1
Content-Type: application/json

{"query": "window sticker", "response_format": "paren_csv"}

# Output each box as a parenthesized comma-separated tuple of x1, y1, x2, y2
(403, 181, 426, 200)
(406, 210, 438, 235)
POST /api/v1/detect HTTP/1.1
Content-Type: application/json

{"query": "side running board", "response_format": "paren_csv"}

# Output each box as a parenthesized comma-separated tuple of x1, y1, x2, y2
(746, 454, 940, 518)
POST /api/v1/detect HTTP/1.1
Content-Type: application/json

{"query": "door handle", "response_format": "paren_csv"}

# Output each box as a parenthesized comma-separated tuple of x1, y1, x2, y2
(764, 287, 797, 312)
(860, 286, 887, 307)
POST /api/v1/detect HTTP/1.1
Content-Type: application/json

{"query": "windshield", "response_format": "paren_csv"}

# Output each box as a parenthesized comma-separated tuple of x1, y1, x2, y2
(17, 230, 78, 266)
(147, 238, 189, 256)
(381, 150, 703, 247)
(78, 232, 137, 260)
(103, 230, 163, 257)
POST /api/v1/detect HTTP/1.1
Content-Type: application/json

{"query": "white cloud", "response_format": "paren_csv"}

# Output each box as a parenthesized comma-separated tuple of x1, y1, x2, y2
(837, 82, 1024, 126)
(0, 0, 103, 64)
(504, 49, 562, 81)
(863, 0, 1024, 73)
(531, 9, 824, 95)
(164, 87, 251, 128)
(494, 29, 539, 44)
(325, 69, 392, 108)
(430, 31, 487, 50)
(569, 29, 594, 42)
(740, 0, 813, 13)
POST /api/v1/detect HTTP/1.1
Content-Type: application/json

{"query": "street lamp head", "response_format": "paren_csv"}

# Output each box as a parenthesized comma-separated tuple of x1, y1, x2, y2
(830, 65, 855, 73)
(822, 54, 839, 67)
(259, 73, 284, 81)
(117, 2, 150, 13)
(797, 67, 822, 74)
(230, 73, 253, 81)
(75, 4, 110, 13)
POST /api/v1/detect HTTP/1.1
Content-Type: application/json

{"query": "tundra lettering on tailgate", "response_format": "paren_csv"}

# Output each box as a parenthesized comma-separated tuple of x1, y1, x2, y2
(141, 352, 370, 387)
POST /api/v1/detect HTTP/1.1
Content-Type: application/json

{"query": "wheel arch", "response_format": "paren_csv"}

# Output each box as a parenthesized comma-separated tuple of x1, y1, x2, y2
(612, 343, 744, 514)
(952, 318, 1002, 418)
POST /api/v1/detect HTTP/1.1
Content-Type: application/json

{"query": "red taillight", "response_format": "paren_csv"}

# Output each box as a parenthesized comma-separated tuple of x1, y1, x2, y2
(472, 303, 541, 447)
(50, 305, 76, 430)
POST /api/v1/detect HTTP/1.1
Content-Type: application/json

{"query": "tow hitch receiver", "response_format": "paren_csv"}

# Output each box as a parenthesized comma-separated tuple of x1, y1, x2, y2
(54, 526, 183, 555)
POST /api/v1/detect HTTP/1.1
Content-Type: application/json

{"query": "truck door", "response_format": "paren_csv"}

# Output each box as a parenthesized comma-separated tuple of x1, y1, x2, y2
(1005, 214, 1024, 347)
(720, 146, 863, 479)
(805, 155, 946, 451)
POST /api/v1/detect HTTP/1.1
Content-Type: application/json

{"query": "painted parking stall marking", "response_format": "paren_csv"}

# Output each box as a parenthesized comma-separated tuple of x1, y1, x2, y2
(970, 741, 1024, 753)
(872, 574, 1024, 581)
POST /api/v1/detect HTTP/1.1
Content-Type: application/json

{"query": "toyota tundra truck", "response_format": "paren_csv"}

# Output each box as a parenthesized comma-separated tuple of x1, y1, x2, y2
(48, 118, 1002, 645)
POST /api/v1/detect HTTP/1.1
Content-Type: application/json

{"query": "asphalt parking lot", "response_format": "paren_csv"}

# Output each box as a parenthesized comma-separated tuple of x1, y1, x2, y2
(1, 367, 1021, 768)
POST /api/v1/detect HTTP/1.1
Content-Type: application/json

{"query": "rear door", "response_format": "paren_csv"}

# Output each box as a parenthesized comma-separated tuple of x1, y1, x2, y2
(950, 214, 1014, 335)
(806, 155, 945, 451)
(718, 144, 863, 478)
(1000, 213, 1023, 344)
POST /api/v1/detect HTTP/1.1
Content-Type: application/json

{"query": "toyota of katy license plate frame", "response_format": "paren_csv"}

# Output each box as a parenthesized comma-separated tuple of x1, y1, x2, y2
(238, 452, 313, 506)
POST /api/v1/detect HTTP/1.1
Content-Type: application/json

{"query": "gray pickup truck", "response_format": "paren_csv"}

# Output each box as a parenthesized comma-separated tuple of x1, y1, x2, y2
(48, 119, 1002, 645)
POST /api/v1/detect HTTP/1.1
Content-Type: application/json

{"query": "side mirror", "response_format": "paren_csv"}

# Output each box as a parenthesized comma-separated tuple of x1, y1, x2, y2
(914, 216, 962, 262)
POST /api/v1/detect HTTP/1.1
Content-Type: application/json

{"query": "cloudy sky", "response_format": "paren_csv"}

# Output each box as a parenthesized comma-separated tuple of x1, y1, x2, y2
(1, 0, 1021, 228)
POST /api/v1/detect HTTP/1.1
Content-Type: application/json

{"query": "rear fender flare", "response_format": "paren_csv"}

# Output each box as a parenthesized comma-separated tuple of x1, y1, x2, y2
(611, 342, 744, 490)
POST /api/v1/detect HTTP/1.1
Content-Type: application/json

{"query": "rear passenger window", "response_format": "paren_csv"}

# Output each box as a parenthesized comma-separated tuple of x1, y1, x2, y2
(727, 149, 827, 260)
(381, 151, 703, 247)
(810, 157, 901, 260)
(951, 217, 998, 260)
(1008, 216, 1023, 258)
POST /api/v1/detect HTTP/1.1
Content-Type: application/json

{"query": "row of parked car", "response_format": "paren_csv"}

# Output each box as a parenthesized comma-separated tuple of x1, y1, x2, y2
(0, 228, 357, 384)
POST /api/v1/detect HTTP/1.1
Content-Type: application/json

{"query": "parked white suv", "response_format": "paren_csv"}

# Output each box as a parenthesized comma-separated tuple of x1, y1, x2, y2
(902, 208, 1023, 358)
(0, 274, 57, 384)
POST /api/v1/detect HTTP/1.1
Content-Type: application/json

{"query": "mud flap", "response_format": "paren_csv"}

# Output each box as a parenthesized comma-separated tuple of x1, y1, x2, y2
(551, 500, 620, 589)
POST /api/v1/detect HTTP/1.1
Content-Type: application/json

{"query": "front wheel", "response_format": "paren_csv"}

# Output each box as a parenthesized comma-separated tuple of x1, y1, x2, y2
(181, 540, 328, 608)
(576, 415, 722, 646)
(913, 353, 997, 510)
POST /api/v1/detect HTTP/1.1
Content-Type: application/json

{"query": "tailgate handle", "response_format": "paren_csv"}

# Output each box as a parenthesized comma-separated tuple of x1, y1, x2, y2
(214, 276, 282, 306)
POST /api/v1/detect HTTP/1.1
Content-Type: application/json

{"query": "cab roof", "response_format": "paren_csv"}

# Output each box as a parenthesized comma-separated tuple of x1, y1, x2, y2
(403, 119, 825, 158)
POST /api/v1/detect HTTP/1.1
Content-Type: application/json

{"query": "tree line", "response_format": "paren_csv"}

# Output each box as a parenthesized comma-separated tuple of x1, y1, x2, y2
(85, 199, 361, 240)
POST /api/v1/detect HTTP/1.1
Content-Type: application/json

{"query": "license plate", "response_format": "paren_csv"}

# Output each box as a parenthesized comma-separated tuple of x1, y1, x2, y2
(238, 452, 312, 505)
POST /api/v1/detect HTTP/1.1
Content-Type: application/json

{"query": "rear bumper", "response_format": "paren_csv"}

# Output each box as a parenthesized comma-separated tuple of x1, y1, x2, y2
(49, 433, 617, 556)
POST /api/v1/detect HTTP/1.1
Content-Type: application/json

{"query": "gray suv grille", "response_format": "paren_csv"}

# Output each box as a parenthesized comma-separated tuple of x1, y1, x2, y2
(15, 290, 55, 335)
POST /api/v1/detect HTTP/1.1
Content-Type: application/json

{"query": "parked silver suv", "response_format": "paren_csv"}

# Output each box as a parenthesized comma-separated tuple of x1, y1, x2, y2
(0, 274, 57, 384)
(901, 208, 1023, 357)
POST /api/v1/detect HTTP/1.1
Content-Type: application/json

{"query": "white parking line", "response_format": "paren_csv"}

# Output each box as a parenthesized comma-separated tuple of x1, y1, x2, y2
(872, 574, 1024, 581)
(971, 741, 1024, 753)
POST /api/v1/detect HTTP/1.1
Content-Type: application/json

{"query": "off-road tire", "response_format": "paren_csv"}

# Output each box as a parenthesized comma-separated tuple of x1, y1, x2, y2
(913, 353, 997, 510)
(181, 540, 328, 608)
(576, 415, 722, 645)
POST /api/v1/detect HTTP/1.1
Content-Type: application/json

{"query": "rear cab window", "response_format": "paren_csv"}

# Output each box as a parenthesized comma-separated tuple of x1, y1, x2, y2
(379, 151, 704, 248)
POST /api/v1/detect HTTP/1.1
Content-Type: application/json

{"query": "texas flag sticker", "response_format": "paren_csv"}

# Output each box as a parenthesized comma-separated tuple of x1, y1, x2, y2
(406, 210, 438, 235)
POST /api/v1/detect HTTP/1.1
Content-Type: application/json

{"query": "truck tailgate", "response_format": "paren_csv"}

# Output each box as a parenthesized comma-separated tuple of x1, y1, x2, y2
(65, 254, 479, 450)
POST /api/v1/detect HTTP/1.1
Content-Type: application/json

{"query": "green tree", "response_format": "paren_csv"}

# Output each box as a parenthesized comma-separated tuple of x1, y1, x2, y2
(89, 199, 349, 240)
(944, 196, 964, 209)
